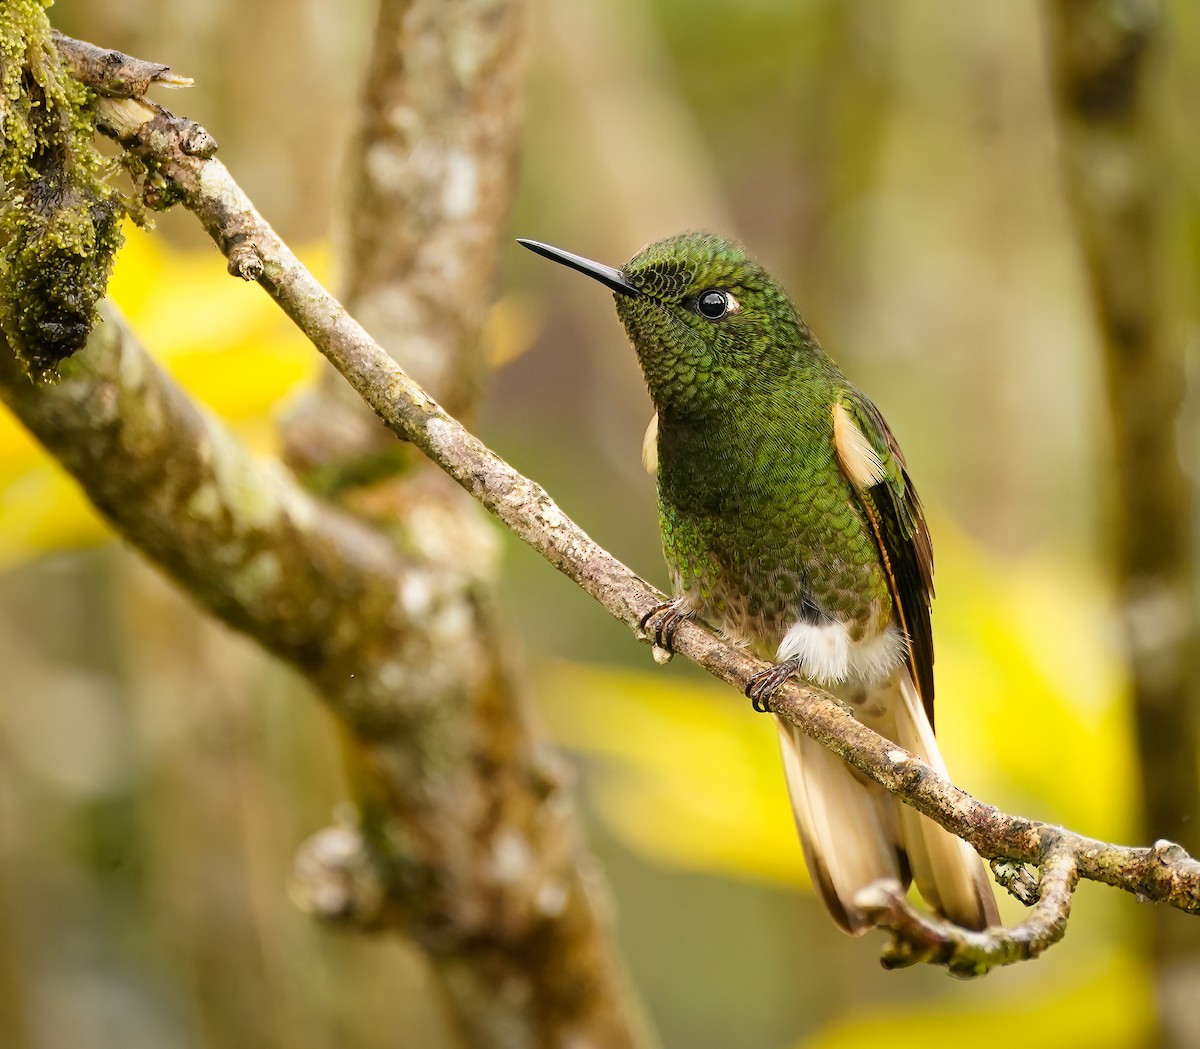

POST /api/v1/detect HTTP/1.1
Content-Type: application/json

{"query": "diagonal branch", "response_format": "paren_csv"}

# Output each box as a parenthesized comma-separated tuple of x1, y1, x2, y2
(10, 20, 652, 1048)
(76, 76, 1200, 970)
(0, 297, 652, 1049)
(0, 301, 409, 682)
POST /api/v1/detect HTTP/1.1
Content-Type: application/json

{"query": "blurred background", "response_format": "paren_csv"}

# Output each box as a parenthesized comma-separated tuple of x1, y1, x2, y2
(2, 0, 1198, 1046)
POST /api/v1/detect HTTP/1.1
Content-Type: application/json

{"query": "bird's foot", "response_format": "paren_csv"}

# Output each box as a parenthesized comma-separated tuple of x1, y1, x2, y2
(639, 599, 690, 660)
(745, 658, 803, 713)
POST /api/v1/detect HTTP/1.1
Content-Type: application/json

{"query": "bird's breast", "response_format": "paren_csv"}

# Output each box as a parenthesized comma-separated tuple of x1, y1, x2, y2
(656, 420, 894, 662)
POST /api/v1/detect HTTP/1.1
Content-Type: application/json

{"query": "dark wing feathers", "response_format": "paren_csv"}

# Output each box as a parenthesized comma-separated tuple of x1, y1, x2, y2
(834, 392, 936, 726)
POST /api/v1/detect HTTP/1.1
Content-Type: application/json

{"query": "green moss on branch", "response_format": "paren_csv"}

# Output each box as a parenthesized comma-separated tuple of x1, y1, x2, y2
(0, 0, 124, 379)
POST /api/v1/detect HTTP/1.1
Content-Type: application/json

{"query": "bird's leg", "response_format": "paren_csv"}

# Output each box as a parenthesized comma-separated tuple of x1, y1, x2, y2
(639, 598, 690, 655)
(745, 658, 803, 713)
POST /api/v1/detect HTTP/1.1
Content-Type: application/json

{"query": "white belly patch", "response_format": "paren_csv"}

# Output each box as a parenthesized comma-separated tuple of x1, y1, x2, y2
(776, 620, 905, 689)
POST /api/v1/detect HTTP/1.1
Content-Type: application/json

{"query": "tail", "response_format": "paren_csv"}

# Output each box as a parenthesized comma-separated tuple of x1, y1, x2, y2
(775, 668, 998, 934)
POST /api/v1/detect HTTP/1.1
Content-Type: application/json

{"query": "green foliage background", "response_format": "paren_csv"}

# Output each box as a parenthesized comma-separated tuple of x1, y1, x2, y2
(2, 1, 1198, 1047)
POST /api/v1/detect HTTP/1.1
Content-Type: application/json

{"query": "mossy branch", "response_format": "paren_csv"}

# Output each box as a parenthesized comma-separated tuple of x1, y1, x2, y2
(0, 3, 127, 378)
(2, 19, 653, 1049)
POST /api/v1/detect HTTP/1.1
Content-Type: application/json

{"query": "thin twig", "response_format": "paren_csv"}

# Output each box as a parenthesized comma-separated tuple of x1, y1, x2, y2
(52, 31, 192, 97)
(856, 848, 1079, 977)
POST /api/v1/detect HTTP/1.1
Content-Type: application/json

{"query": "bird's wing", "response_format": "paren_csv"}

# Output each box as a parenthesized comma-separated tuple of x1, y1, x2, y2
(832, 391, 935, 724)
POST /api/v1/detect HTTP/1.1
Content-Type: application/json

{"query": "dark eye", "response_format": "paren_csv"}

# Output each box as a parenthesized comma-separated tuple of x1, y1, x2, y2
(695, 289, 730, 320)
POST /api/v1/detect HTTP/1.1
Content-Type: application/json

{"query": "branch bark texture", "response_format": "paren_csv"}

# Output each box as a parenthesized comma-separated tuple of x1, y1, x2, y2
(0, 6, 651, 1044)
(338, 0, 525, 418)
(282, 1, 654, 1043)
(0, 302, 650, 1049)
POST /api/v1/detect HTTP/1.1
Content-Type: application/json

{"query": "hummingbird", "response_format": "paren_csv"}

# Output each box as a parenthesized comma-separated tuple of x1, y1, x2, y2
(519, 231, 998, 933)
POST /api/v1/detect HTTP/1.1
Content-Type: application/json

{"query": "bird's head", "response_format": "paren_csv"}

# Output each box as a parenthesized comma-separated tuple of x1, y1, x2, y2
(520, 232, 809, 413)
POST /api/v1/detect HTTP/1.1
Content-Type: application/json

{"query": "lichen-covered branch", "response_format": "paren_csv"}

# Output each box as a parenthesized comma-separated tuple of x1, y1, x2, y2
(0, 3, 123, 377)
(72, 67, 1200, 976)
(0, 303, 409, 678)
(0, 300, 651, 1049)
(856, 849, 1079, 977)
(336, 0, 525, 419)
(281, 2, 654, 1043)
(0, 18, 653, 1048)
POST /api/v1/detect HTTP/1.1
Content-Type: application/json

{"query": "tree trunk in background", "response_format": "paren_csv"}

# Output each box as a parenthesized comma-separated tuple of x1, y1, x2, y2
(1047, 3, 1200, 1047)
(1, 2, 656, 1047)
(281, 1, 657, 1046)
(5, 6, 381, 1042)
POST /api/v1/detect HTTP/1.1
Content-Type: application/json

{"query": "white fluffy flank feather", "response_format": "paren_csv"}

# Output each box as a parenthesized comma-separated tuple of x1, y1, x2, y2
(777, 620, 905, 688)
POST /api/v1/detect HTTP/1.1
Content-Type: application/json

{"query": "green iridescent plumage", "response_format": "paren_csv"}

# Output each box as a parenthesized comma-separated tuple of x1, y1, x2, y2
(616, 235, 909, 673)
(520, 231, 996, 935)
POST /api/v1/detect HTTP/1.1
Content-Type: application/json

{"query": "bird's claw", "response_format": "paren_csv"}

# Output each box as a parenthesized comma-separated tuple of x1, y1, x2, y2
(745, 659, 802, 713)
(639, 600, 689, 654)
